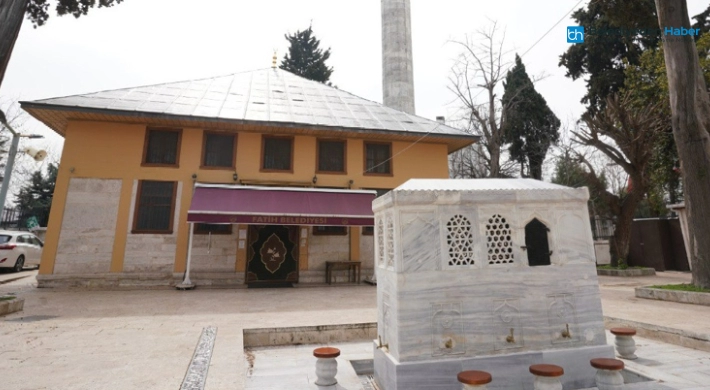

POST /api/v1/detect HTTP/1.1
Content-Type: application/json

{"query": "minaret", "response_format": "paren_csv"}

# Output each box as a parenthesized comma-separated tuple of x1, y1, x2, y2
(381, 0, 415, 115)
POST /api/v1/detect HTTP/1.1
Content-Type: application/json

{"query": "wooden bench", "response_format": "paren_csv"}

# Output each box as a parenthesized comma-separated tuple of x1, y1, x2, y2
(325, 261, 361, 284)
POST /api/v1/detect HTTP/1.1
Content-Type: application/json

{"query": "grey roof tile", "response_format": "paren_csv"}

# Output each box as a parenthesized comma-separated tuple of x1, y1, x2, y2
(27, 68, 472, 138)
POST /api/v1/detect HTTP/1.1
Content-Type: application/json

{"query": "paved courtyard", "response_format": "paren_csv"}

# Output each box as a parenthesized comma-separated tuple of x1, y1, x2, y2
(1, 270, 709, 389)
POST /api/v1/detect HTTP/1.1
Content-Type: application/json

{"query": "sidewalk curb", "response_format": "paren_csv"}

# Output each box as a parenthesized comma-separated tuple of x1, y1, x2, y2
(604, 316, 710, 352)
(635, 287, 710, 307)
(0, 296, 24, 316)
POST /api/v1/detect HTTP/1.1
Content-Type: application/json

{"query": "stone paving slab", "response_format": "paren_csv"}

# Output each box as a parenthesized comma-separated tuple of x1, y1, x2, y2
(0, 270, 708, 389)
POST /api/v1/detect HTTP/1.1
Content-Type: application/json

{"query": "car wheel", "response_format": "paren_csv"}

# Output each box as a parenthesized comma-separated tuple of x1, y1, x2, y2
(13, 255, 25, 273)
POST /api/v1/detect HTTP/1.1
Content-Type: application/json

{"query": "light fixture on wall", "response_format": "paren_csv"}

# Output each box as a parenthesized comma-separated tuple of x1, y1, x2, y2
(348, 179, 354, 189)
(191, 173, 197, 182)
(312, 175, 318, 185)
(233, 173, 239, 182)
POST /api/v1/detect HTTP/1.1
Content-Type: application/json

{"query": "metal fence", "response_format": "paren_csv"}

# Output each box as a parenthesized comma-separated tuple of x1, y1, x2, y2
(590, 216, 614, 240)
(0, 207, 29, 230)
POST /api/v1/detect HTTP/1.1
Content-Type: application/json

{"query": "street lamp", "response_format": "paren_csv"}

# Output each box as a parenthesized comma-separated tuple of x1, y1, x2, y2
(0, 110, 46, 214)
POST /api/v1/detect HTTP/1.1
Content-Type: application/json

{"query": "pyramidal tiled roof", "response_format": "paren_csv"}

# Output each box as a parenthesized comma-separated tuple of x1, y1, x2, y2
(23, 68, 474, 139)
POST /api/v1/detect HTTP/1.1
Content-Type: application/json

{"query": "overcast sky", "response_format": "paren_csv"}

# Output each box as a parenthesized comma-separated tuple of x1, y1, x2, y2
(1, 0, 708, 162)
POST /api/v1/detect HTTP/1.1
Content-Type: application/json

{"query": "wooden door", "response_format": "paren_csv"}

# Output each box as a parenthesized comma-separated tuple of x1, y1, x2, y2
(246, 225, 299, 284)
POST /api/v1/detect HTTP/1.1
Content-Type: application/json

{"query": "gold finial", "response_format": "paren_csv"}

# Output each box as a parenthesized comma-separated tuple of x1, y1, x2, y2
(272, 50, 278, 69)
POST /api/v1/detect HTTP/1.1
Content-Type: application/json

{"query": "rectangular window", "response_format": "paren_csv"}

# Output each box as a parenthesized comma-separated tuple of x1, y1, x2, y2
(194, 223, 233, 235)
(317, 140, 346, 173)
(133, 181, 177, 233)
(313, 226, 348, 236)
(362, 189, 391, 235)
(143, 128, 181, 166)
(262, 136, 293, 171)
(202, 132, 236, 168)
(364, 142, 392, 175)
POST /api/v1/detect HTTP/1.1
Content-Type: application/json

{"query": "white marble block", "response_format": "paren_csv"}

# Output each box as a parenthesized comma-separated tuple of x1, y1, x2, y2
(372, 179, 613, 390)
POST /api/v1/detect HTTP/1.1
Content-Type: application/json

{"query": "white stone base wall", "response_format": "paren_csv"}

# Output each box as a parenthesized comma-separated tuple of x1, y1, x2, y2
(123, 181, 182, 273)
(307, 229, 350, 271)
(191, 230, 238, 273)
(54, 178, 122, 274)
(594, 240, 611, 265)
(360, 233, 375, 271)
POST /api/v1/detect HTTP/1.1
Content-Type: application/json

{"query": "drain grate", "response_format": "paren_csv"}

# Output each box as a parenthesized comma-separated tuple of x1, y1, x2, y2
(5, 315, 58, 322)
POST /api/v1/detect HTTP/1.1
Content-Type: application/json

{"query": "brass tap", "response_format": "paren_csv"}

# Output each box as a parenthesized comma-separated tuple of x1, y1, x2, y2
(561, 323, 572, 339)
(377, 335, 389, 350)
(506, 328, 515, 343)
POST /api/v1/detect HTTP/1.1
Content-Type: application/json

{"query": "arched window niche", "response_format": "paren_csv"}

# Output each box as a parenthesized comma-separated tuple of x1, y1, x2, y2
(525, 218, 551, 267)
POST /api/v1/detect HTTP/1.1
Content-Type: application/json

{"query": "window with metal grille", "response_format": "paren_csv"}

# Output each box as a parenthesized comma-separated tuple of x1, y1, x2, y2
(262, 136, 293, 171)
(486, 214, 514, 265)
(202, 132, 236, 168)
(133, 181, 176, 233)
(317, 140, 346, 173)
(195, 223, 233, 235)
(143, 128, 181, 166)
(365, 142, 392, 175)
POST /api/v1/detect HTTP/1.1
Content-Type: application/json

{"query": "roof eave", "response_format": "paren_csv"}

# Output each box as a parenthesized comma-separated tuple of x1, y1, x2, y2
(20, 101, 480, 152)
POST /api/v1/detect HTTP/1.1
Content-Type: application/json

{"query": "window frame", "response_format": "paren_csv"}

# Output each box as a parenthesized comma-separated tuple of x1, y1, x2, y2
(200, 131, 238, 170)
(363, 141, 393, 176)
(131, 180, 178, 234)
(141, 127, 183, 168)
(260, 135, 295, 173)
(194, 223, 233, 235)
(312, 226, 348, 236)
(316, 139, 347, 175)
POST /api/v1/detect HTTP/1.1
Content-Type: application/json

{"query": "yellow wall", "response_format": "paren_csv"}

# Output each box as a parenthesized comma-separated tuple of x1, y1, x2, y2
(40, 121, 450, 275)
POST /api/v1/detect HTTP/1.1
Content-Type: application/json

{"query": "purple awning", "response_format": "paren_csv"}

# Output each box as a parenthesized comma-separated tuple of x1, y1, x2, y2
(187, 184, 377, 226)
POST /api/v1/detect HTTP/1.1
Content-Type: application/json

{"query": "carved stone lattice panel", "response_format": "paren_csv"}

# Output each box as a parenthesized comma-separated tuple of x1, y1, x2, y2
(446, 215, 475, 266)
(377, 218, 385, 268)
(492, 299, 524, 351)
(486, 214, 515, 265)
(547, 293, 580, 344)
(386, 214, 394, 268)
(431, 302, 466, 357)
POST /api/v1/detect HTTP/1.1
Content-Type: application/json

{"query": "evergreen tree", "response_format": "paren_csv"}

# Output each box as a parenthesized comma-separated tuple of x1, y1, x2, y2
(279, 25, 333, 84)
(15, 163, 57, 228)
(559, 0, 660, 112)
(501, 55, 560, 180)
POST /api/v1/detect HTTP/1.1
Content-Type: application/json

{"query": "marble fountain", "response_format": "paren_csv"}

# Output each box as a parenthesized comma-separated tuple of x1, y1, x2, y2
(371, 178, 614, 390)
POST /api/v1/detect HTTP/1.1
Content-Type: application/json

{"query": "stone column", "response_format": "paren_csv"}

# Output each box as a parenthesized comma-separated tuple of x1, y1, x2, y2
(381, 0, 416, 114)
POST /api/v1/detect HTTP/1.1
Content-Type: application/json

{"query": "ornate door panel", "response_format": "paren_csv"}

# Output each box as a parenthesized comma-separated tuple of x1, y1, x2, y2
(246, 225, 299, 284)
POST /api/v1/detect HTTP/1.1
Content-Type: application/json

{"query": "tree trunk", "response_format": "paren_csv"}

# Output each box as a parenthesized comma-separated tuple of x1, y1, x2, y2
(489, 146, 500, 178)
(530, 158, 543, 180)
(608, 191, 644, 267)
(0, 0, 28, 89)
(656, 0, 710, 288)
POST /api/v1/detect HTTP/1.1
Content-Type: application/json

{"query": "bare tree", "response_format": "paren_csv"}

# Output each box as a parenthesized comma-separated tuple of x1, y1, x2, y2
(448, 22, 515, 178)
(0, 0, 27, 88)
(572, 93, 666, 266)
(656, 0, 710, 288)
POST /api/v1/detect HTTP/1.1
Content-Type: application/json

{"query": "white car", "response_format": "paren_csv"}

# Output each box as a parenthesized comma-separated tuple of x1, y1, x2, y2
(0, 230, 44, 272)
